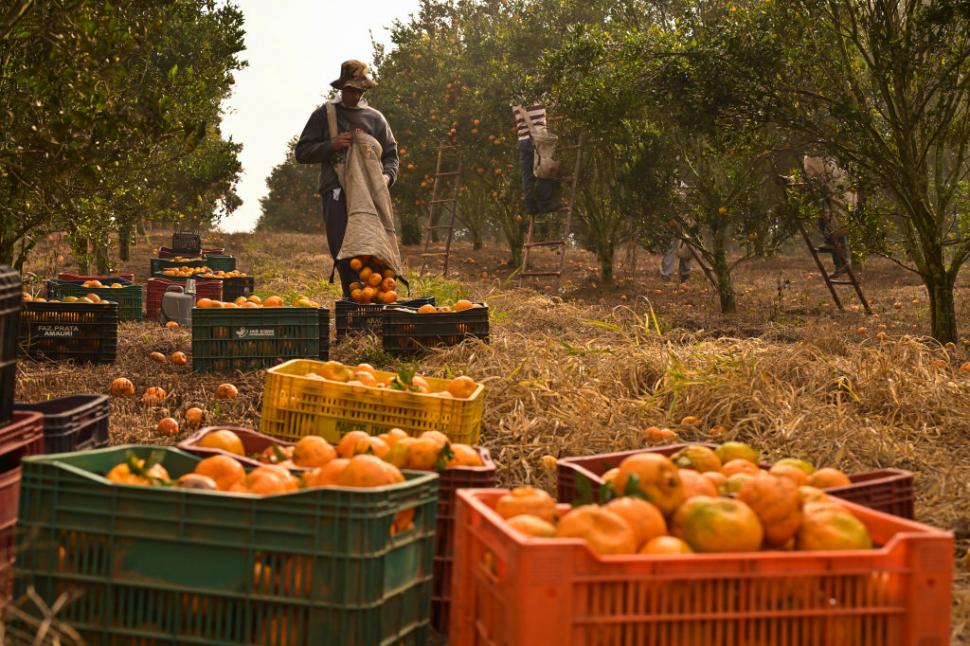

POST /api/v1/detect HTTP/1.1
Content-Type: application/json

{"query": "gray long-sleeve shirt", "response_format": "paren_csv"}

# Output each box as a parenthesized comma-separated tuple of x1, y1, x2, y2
(295, 100, 399, 195)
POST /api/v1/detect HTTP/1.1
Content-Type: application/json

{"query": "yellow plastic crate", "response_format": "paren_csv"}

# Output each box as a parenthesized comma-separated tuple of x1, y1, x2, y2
(259, 359, 484, 444)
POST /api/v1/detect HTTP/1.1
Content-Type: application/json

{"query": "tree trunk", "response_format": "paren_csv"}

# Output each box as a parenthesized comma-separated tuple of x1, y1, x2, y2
(504, 217, 526, 267)
(94, 237, 110, 274)
(119, 218, 132, 261)
(0, 235, 14, 267)
(711, 221, 736, 314)
(399, 211, 422, 246)
(73, 237, 90, 275)
(472, 226, 483, 250)
(598, 241, 614, 282)
(924, 267, 957, 343)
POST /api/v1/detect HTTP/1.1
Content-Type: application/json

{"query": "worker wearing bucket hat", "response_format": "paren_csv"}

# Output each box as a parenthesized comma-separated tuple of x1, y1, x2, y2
(296, 60, 399, 294)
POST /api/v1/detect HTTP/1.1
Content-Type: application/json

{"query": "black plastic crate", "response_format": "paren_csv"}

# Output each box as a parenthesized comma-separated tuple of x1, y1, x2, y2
(192, 307, 320, 372)
(318, 307, 331, 361)
(382, 304, 489, 355)
(19, 302, 118, 364)
(172, 231, 202, 255)
(14, 394, 109, 454)
(46, 279, 143, 322)
(335, 296, 435, 341)
(0, 266, 21, 426)
(220, 276, 255, 302)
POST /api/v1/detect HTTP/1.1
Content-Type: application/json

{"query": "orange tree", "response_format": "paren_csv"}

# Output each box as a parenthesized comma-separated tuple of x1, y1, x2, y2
(539, 7, 794, 309)
(723, 0, 970, 342)
(0, 0, 244, 270)
(368, 0, 637, 266)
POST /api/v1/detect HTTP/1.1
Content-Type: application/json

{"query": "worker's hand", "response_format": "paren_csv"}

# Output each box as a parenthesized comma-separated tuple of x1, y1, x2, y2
(331, 132, 353, 152)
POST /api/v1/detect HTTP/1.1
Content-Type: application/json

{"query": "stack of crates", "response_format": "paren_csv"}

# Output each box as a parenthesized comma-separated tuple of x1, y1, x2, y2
(0, 411, 44, 601)
(0, 265, 21, 427)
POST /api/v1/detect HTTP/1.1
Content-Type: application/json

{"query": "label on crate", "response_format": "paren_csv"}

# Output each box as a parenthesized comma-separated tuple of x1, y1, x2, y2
(37, 325, 78, 338)
(233, 327, 276, 338)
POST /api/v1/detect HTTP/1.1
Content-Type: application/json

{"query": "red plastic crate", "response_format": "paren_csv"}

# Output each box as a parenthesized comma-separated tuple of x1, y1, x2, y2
(180, 425, 493, 636)
(177, 426, 295, 468)
(450, 488, 953, 646)
(557, 444, 915, 519)
(0, 411, 45, 604)
(431, 447, 496, 636)
(145, 277, 222, 321)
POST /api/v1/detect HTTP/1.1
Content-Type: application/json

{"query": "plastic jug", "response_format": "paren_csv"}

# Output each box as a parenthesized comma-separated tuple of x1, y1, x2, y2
(160, 279, 196, 327)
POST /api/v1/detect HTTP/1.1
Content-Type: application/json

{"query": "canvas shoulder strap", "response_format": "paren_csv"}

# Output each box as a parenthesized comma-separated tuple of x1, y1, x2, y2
(325, 101, 347, 189)
(325, 101, 339, 139)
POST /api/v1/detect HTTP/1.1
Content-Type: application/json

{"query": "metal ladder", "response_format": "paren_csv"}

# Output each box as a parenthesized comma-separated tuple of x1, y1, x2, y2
(797, 220, 871, 314)
(520, 125, 584, 287)
(419, 143, 463, 277)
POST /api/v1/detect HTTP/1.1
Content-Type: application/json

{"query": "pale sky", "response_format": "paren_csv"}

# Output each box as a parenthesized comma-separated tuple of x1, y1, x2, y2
(219, 0, 422, 232)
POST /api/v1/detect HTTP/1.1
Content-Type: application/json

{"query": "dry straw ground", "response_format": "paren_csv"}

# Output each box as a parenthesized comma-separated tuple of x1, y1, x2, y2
(12, 230, 970, 643)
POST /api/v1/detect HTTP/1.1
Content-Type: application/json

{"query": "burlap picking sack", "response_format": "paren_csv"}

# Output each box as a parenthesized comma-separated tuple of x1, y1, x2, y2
(326, 102, 404, 274)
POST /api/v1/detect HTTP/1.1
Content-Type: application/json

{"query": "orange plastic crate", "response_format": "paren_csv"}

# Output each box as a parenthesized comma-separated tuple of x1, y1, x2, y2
(449, 489, 953, 646)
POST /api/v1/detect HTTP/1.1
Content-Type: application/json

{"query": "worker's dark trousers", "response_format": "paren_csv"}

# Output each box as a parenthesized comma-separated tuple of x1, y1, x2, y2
(518, 138, 555, 215)
(323, 190, 356, 297)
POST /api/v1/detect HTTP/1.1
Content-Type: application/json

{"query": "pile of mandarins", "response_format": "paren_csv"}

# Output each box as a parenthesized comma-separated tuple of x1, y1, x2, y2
(195, 294, 320, 308)
(500, 442, 873, 556)
(414, 300, 482, 313)
(22, 292, 116, 305)
(347, 256, 398, 304)
(197, 428, 484, 475)
(302, 361, 479, 398)
(159, 266, 248, 279)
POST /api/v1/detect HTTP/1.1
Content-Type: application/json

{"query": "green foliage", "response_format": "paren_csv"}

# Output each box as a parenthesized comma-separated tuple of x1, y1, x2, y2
(0, 0, 246, 269)
(405, 274, 467, 305)
(256, 137, 322, 232)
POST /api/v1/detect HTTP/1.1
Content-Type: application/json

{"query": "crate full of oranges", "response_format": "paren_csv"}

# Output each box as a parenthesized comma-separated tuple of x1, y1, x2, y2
(45, 279, 143, 321)
(259, 359, 484, 445)
(14, 445, 437, 644)
(448, 448, 953, 646)
(191, 296, 326, 372)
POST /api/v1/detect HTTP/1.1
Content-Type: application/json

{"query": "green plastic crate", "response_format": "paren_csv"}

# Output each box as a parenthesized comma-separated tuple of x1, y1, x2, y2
(192, 307, 320, 372)
(14, 445, 437, 646)
(204, 254, 237, 273)
(46, 279, 143, 322)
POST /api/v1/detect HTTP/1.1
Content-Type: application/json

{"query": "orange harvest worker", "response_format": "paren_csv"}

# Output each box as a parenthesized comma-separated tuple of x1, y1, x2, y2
(295, 60, 399, 295)
(513, 102, 556, 216)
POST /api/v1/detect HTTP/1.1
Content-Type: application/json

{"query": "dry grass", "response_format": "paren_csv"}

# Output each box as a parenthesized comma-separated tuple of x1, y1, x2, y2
(11, 230, 970, 643)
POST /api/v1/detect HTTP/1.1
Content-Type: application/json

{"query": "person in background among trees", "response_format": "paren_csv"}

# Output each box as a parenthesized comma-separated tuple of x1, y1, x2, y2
(513, 103, 557, 217)
(660, 183, 692, 283)
(802, 155, 856, 277)
(295, 60, 399, 295)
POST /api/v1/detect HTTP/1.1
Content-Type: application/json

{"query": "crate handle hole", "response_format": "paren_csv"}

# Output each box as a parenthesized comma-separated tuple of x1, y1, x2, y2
(391, 506, 419, 538)
(0, 445, 28, 476)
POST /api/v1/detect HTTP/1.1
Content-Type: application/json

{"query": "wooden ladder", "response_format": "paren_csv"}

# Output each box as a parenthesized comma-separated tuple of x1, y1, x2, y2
(520, 127, 584, 287)
(419, 143, 463, 277)
(797, 220, 872, 314)
(781, 166, 872, 315)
